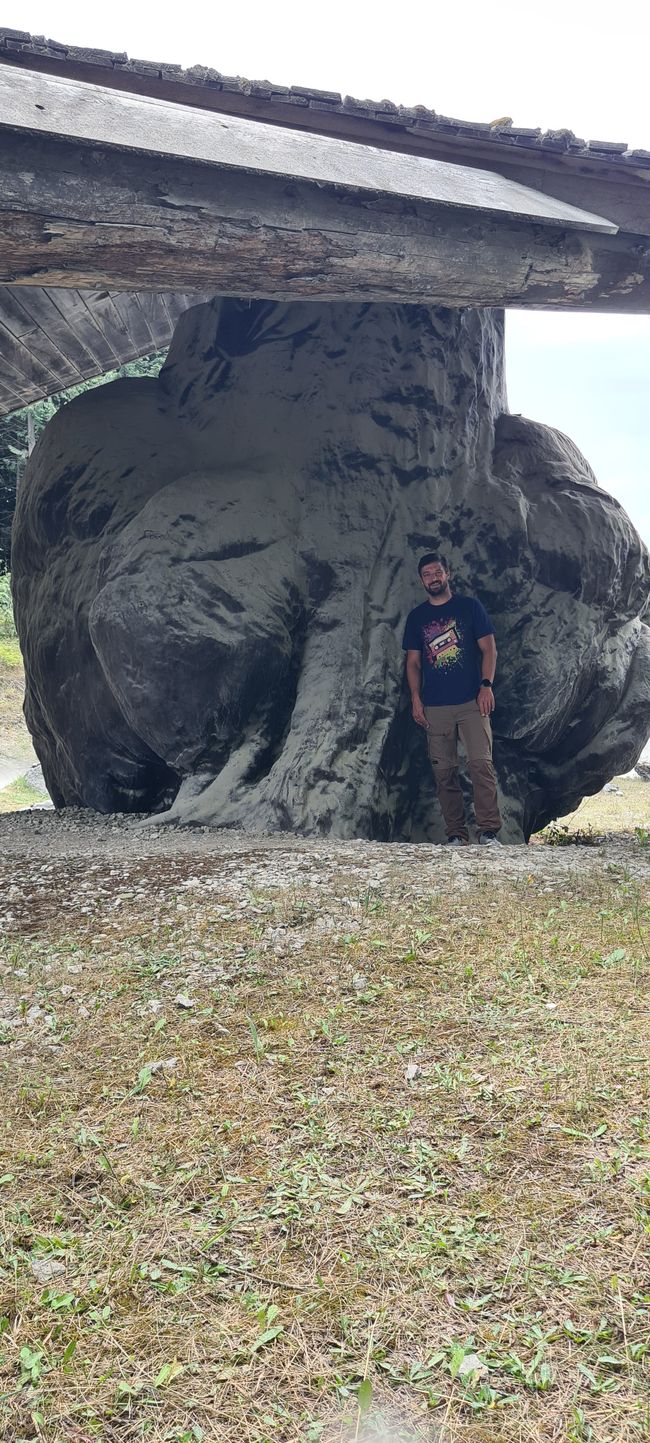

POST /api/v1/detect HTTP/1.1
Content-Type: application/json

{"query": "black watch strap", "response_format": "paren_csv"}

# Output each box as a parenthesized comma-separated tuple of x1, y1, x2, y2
(480, 679, 493, 688)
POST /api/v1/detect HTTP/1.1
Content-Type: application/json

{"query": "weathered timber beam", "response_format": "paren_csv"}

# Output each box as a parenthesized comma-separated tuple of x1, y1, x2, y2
(0, 133, 648, 311)
(460, 153, 650, 241)
(2, 50, 649, 238)
(0, 66, 615, 234)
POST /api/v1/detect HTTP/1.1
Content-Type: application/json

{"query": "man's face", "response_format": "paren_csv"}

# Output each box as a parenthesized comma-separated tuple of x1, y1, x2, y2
(420, 562, 450, 597)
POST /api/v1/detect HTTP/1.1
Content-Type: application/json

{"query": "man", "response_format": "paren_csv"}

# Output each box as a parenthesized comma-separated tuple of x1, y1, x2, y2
(402, 554, 502, 846)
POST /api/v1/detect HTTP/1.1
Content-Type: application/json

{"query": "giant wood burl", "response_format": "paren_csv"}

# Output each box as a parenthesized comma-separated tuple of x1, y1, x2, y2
(11, 298, 650, 840)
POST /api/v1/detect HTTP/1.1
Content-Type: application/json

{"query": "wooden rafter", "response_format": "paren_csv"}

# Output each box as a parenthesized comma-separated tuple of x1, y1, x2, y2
(0, 288, 208, 415)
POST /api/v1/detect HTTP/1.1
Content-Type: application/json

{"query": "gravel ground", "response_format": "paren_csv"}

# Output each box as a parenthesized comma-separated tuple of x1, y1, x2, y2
(0, 807, 648, 906)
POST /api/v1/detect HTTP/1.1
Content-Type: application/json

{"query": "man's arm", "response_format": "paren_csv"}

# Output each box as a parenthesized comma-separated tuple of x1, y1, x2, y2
(477, 634, 497, 716)
(406, 649, 428, 728)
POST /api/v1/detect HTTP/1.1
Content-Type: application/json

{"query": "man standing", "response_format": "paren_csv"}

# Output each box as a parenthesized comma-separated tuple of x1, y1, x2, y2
(403, 554, 502, 846)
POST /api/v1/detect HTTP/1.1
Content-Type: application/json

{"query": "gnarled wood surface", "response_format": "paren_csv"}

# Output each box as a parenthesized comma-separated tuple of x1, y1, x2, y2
(12, 298, 650, 841)
(0, 131, 647, 311)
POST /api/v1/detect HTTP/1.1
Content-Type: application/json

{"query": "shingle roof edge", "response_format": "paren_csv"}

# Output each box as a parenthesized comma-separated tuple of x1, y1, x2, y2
(2, 28, 650, 168)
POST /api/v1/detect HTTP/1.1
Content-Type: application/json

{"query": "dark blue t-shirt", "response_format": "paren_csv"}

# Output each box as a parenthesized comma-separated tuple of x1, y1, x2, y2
(402, 595, 494, 705)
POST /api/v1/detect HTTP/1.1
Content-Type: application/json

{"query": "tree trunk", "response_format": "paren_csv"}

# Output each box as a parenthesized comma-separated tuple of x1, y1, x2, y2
(11, 298, 650, 841)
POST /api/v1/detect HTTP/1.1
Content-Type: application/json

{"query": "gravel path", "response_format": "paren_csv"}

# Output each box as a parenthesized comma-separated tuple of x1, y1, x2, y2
(0, 808, 648, 890)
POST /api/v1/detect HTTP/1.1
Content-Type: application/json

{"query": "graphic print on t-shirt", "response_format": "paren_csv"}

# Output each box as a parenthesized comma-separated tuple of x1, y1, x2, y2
(402, 594, 493, 706)
(423, 615, 462, 670)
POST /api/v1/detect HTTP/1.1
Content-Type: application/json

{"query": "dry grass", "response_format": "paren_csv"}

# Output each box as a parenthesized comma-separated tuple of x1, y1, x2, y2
(1, 847, 649, 1442)
(550, 780, 650, 840)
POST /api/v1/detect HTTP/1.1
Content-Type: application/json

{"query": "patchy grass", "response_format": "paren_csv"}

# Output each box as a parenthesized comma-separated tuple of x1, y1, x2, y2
(546, 778, 650, 840)
(0, 637, 21, 667)
(0, 852, 648, 1442)
(0, 635, 34, 763)
(0, 777, 44, 813)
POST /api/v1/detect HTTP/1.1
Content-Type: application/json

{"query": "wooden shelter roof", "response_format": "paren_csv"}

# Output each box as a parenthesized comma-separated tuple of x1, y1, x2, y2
(2, 26, 649, 173)
(0, 288, 205, 415)
(0, 66, 617, 236)
(0, 28, 649, 418)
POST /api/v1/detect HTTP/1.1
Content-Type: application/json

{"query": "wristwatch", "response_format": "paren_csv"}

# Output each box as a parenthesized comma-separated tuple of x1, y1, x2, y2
(479, 679, 493, 688)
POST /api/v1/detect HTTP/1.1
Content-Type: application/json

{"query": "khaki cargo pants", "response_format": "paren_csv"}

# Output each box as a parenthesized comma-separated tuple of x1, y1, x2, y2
(424, 699, 501, 841)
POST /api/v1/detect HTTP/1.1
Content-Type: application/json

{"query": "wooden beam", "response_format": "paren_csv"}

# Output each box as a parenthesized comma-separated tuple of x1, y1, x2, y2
(0, 135, 645, 313)
(0, 66, 617, 235)
(0, 132, 648, 312)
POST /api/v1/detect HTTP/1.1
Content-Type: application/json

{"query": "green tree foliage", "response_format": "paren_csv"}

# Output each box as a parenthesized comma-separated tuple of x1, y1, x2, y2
(0, 352, 166, 571)
(0, 570, 16, 638)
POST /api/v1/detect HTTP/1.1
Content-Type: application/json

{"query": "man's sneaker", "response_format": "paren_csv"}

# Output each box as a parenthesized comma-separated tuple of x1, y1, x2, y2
(478, 832, 502, 847)
(446, 836, 467, 847)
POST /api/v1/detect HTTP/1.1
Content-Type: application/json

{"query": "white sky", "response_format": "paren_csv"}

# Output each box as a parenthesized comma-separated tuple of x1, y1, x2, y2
(10, 0, 650, 545)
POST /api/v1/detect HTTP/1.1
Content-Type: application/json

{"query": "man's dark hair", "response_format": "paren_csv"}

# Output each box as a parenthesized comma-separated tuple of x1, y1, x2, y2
(418, 552, 450, 576)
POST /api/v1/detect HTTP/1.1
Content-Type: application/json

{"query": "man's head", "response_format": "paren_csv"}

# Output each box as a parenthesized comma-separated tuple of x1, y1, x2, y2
(418, 553, 452, 602)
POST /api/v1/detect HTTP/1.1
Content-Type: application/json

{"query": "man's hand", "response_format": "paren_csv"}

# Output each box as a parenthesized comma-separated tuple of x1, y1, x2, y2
(412, 696, 428, 729)
(478, 685, 495, 717)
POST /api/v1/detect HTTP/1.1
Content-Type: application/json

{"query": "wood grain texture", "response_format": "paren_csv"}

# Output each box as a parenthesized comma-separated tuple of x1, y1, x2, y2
(0, 133, 647, 314)
(0, 284, 208, 413)
(0, 66, 617, 234)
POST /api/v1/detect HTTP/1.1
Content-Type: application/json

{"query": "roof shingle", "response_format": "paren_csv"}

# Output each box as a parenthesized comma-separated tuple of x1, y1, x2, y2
(1, 26, 647, 168)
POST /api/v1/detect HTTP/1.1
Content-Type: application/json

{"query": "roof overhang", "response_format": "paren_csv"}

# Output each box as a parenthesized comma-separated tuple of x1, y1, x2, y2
(0, 66, 635, 311)
(0, 287, 208, 417)
(0, 66, 617, 235)
(1, 39, 649, 419)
